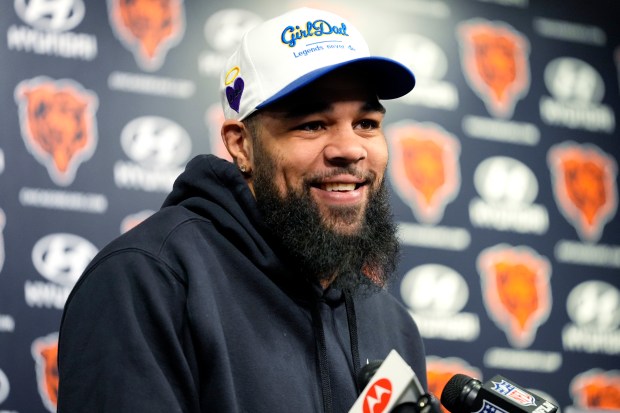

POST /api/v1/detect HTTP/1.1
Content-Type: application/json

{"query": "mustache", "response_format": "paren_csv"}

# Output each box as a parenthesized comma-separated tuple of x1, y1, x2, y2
(304, 166, 378, 184)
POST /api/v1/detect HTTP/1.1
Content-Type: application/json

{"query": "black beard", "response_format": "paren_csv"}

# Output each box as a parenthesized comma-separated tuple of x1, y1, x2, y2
(253, 160, 400, 295)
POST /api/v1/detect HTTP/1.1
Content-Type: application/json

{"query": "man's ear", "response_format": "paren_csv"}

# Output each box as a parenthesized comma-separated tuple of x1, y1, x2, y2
(221, 119, 253, 172)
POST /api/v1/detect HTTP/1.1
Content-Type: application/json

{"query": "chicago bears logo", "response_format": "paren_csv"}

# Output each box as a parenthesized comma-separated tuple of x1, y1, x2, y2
(32, 333, 59, 413)
(14, 77, 98, 186)
(477, 244, 552, 348)
(458, 19, 530, 119)
(426, 356, 481, 413)
(548, 142, 618, 243)
(108, 0, 185, 71)
(387, 121, 461, 224)
(570, 369, 620, 410)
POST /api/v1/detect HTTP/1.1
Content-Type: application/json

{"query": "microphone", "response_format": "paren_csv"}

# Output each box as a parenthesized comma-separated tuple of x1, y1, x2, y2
(441, 373, 559, 413)
(349, 349, 442, 413)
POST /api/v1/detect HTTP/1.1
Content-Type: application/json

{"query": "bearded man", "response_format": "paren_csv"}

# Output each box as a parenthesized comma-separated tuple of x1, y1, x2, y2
(58, 7, 426, 413)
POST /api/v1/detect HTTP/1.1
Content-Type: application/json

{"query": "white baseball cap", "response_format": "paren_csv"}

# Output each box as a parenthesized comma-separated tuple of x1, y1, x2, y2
(220, 7, 416, 121)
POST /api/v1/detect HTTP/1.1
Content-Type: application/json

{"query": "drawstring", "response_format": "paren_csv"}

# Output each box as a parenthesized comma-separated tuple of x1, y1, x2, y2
(344, 290, 361, 392)
(311, 289, 361, 413)
(311, 303, 333, 413)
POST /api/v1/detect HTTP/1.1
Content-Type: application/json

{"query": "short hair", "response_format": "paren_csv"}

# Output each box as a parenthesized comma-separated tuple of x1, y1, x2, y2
(242, 111, 262, 141)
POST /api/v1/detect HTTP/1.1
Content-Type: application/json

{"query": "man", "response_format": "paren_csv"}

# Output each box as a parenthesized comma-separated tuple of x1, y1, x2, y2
(58, 7, 426, 413)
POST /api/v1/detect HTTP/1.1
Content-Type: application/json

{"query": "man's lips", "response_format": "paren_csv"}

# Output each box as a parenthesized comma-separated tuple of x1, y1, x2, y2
(311, 174, 370, 192)
(310, 175, 368, 192)
(319, 182, 363, 192)
(308, 176, 369, 206)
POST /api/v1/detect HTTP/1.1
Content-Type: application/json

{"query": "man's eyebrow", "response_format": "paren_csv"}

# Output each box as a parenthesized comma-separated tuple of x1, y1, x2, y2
(363, 100, 386, 114)
(281, 99, 386, 119)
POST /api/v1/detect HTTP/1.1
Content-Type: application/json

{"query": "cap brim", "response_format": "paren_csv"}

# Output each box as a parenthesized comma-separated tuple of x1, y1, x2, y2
(256, 57, 415, 110)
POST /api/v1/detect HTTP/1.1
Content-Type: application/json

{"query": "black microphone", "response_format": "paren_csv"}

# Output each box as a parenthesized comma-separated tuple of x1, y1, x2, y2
(441, 373, 558, 413)
(349, 349, 441, 413)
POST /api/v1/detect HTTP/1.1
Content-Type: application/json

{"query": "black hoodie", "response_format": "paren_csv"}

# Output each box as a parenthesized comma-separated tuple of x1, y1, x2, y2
(58, 155, 427, 413)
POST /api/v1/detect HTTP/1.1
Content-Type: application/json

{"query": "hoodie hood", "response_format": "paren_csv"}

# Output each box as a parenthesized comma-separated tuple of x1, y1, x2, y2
(162, 154, 313, 297)
(163, 154, 258, 225)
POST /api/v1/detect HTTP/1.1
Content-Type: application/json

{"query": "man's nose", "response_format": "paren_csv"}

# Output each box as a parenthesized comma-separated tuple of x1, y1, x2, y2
(323, 128, 367, 165)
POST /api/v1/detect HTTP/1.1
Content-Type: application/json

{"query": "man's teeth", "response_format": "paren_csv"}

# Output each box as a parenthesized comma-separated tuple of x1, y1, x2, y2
(323, 183, 356, 192)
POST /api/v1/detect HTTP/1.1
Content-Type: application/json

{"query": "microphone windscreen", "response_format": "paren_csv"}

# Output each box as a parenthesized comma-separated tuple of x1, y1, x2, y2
(440, 373, 476, 413)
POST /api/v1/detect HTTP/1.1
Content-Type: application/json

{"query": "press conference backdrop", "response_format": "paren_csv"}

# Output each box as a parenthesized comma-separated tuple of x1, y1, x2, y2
(1, 0, 619, 412)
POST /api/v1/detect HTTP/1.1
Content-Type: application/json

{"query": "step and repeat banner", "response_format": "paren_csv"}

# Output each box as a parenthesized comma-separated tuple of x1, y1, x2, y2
(1, 0, 619, 412)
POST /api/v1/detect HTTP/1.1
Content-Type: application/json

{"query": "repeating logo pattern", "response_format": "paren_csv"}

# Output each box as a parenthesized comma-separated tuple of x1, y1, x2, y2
(0, 368, 9, 405)
(9, 0, 97, 60)
(120, 116, 192, 168)
(477, 244, 552, 348)
(567, 280, 620, 331)
(400, 264, 480, 341)
(14, 0, 86, 32)
(570, 369, 620, 410)
(107, 0, 186, 71)
(563, 280, 620, 355)
(0, 209, 5, 275)
(426, 356, 481, 413)
(114, 116, 192, 192)
(32, 233, 98, 287)
(458, 19, 530, 118)
(545, 58, 604, 104)
(204, 8, 263, 52)
(387, 121, 461, 224)
(548, 142, 618, 243)
(401, 264, 469, 316)
(386, 33, 458, 110)
(25, 232, 98, 308)
(615, 46, 620, 94)
(1, 3, 619, 412)
(540, 57, 615, 133)
(14, 76, 99, 186)
(198, 8, 263, 77)
(470, 156, 549, 234)
(31, 333, 59, 413)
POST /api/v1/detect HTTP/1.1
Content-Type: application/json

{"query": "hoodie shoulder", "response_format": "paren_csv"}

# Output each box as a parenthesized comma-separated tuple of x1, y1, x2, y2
(76, 207, 198, 277)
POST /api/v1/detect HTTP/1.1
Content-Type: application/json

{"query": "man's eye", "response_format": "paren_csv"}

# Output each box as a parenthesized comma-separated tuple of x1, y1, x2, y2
(298, 122, 323, 132)
(358, 119, 379, 130)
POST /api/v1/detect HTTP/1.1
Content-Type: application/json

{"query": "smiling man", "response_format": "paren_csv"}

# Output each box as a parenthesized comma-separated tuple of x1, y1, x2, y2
(58, 7, 427, 413)
(225, 69, 397, 291)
